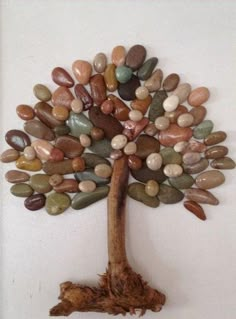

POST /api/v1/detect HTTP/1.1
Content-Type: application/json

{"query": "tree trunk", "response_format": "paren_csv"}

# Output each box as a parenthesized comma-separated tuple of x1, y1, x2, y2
(50, 156, 165, 316)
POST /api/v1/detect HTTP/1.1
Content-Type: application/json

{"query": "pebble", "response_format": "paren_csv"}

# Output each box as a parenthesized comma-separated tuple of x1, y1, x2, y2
(54, 179, 78, 193)
(159, 124, 192, 147)
(146, 153, 162, 171)
(24, 120, 55, 141)
(89, 106, 123, 140)
(5, 170, 30, 183)
(52, 105, 69, 121)
(135, 86, 149, 100)
(189, 105, 207, 126)
(184, 140, 207, 153)
(172, 83, 191, 103)
(24, 194, 46, 211)
(24, 146, 36, 161)
(210, 157, 235, 170)
(174, 141, 188, 153)
(148, 90, 168, 121)
(205, 145, 228, 159)
(55, 136, 84, 159)
(16, 105, 35, 120)
(165, 105, 188, 124)
(125, 44, 146, 70)
(43, 159, 74, 175)
(123, 118, 149, 140)
(53, 125, 70, 137)
(145, 180, 159, 197)
(204, 131, 227, 146)
(72, 60, 92, 85)
(71, 185, 109, 209)
(110, 150, 123, 161)
(177, 113, 194, 127)
(107, 94, 130, 121)
(131, 95, 152, 115)
(48, 148, 64, 162)
(67, 112, 93, 138)
(32, 140, 52, 161)
(144, 122, 158, 136)
(184, 188, 219, 205)
(123, 141, 137, 155)
(154, 116, 170, 130)
(131, 163, 167, 183)
(195, 170, 225, 189)
(104, 64, 118, 92)
(74, 84, 93, 110)
(33, 84, 52, 102)
(112, 45, 126, 66)
(115, 65, 133, 84)
(46, 192, 71, 215)
(111, 134, 127, 150)
(51, 86, 74, 109)
(144, 69, 163, 92)
(72, 157, 86, 172)
(128, 182, 160, 208)
(163, 95, 179, 112)
(30, 174, 52, 193)
(129, 110, 143, 122)
(89, 74, 107, 106)
(79, 180, 96, 193)
(93, 52, 107, 73)
(184, 201, 206, 220)
(70, 98, 83, 113)
(90, 127, 105, 141)
(49, 174, 64, 187)
(158, 184, 184, 204)
(182, 152, 201, 165)
(135, 135, 160, 159)
(163, 164, 183, 177)
(94, 163, 112, 178)
(163, 73, 180, 92)
(16, 156, 42, 171)
(183, 158, 209, 174)
(160, 147, 182, 165)
(51, 67, 74, 88)
(88, 138, 113, 158)
(128, 155, 142, 170)
(193, 120, 214, 139)
(0, 149, 20, 163)
(5, 129, 31, 151)
(118, 75, 141, 101)
(10, 183, 34, 197)
(168, 173, 194, 189)
(35, 102, 64, 128)
(137, 57, 158, 81)
(101, 100, 114, 114)
(188, 87, 210, 107)
(79, 134, 91, 148)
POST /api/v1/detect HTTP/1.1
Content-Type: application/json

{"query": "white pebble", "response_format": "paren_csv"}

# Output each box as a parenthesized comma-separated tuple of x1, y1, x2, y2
(154, 116, 170, 130)
(174, 141, 188, 153)
(128, 110, 143, 122)
(123, 142, 137, 155)
(79, 134, 91, 147)
(135, 86, 149, 100)
(146, 153, 162, 171)
(111, 134, 128, 150)
(163, 164, 183, 177)
(163, 95, 179, 112)
(94, 164, 112, 178)
(177, 113, 194, 127)
(79, 180, 96, 193)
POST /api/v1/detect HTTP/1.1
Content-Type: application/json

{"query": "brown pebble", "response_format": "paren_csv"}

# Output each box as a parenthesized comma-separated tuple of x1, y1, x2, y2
(72, 157, 86, 172)
(188, 87, 210, 107)
(195, 170, 225, 189)
(144, 69, 163, 92)
(101, 100, 114, 115)
(128, 155, 142, 170)
(72, 60, 92, 85)
(43, 159, 74, 175)
(54, 179, 78, 193)
(51, 86, 74, 109)
(126, 44, 146, 71)
(205, 146, 228, 159)
(52, 105, 69, 121)
(49, 174, 64, 187)
(112, 45, 126, 66)
(89, 74, 107, 106)
(184, 200, 206, 220)
(159, 124, 192, 147)
(48, 148, 64, 162)
(16, 105, 35, 120)
(144, 123, 158, 136)
(104, 64, 118, 92)
(74, 84, 93, 110)
(51, 67, 74, 88)
(163, 73, 180, 92)
(135, 135, 160, 159)
(123, 118, 149, 140)
(24, 194, 46, 211)
(185, 188, 219, 205)
(0, 149, 20, 163)
(90, 127, 105, 141)
(55, 136, 84, 159)
(24, 119, 55, 141)
(107, 94, 130, 121)
(130, 94, 152, 115)
(204, 131, 227, 146)
(189, 105, 207, 126)
(5, 129, 31, 151)
(35, 102, 64, 128)
(5, 170, 30, 183)
(210, 157, 235, 169)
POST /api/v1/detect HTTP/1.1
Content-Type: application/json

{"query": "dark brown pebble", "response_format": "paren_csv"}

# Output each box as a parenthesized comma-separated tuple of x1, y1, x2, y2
(34, 102, 64, 128)
(51, 67, 74, 88)
(163, 73, 180, 92)
(125, 44, 146, 71)
(184, 200, 206, 220)
(135, 135, 160, 159)
(43, 159, 74, 175)
(24, 194, 46, 211)
(16, 104, 35, 120)
(24, 119, 55, 141)
(131, 163, 167, 183)
(5, 129, 31, 151)
(118, 75, 141, 101)
(55, 136, 84, 159)
(74, 84, 93, 110)
(128, 155, 142, 170)
(89, 74, 107, 106)
(205, 146, 228, 159)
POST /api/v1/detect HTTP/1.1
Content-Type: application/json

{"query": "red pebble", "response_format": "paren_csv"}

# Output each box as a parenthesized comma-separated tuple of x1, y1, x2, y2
(49, 148, 64, 162)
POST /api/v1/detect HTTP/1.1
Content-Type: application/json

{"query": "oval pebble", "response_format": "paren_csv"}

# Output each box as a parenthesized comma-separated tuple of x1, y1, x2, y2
(10, 183, 34, 197)
(128, 110, 143, 122)
(104, 64, 118, 92)
(35, 102, 64, 128)
(71, 98, 83, 114)
(52, 105, 69, 121)
(112, 45, 126, 66)
(31, 139, 53, 161)
(137, 57, 158, 81)
(182, 152, 201, 165)
(43, 159, 74, 175)
(16, 156, 42, 171)
(128, 155, 142, 170)
(90, 127, 105, 141)
(184, 188, 219, 205)
(123, 141, 137, 155)
(93, 52, 107, 73)
(163, 73, 180, 92)
(195, 170, 225, 189)
(79, 180, 96, 193)
(74, 84, 93, 111)
(54, 179, 78, 193)
(163, 164, 183, 177)
(46, 192, 71, 215)
(177, 113, 194, 127)
(190, 105, 207, 126)
(94, 163, 112, 178)
(79, 134, 91, 148)
(71, 185, 109, 209)
(72, 60, 92, 85)
(210, 157, 236, 170)
(101, 100, 114, 115)
(174, 141, 188, 153)
(125, 44, 146, 71)
(148, 90, 167, 121)
(55, 135, 84, 159)
(172, 83, 192, 103)
(51, 86, 74, 109)
(146, 153, 162, 171)
(188, 87, 210, 107)
(158, 184, 184, 204)
(89, 138, 113, 158)
(184, 201, 206, 220)
(24, 194, 46, 211)
(145, 180, 159, 197)
(154, 116, 170, 130)
(131, 163, 167, 183)
(0, 149, 20, 163)
(5, 170, 30, 183)
(5, 129, 31, 151)
(204, 131, 227, 146)
(24, 146, 36, 161)
(159, 124, 192, 147)
(168, 173, 194, 189)
(160, 147, 182, 165)
(193, 120, 214, 139)
(163, 95, 179, 112)
(144, 69, 163, 93)
(89, 74, 107, 106)
(184, 140, 207, 153)
(205, 146, 228, 159)
(16, 104, 35, 120)
(135, 135, 160, 159)
(183, 158, 209, 174)
(111, 134, 127, 150)
(51, 67, 74, 88)
(115, 65, 133, 84)
(33, 84, 52, 102)
(135, 86, 149, 100)
(30, 174, 52, 193)
(24, 120, 55, 141)
(128, 182, 160, 207)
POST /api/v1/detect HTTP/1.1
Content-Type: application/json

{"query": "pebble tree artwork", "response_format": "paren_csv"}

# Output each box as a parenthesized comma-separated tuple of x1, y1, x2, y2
(1, 45, 235, 316)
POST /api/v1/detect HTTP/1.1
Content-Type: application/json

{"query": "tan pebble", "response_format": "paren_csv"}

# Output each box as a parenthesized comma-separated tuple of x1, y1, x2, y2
(71, 98, 83, 113)
(101, 100, 114, 114)
(210, 157, 236, 170)
(195, 170, 225, 189)
(204, 131, 227, 146)
(52, 105, 69, 121)
(0, 149, 20, 163)
(72, 157, 86, 172)
(79, 134, 91, 147)
(23, 146, 36, 161)
(111, 134, 128, 150)
(184, 188, 219, 205)
(177, 113, 194, 127)
(112, 45, 126, 66)
(16, 104, 35, 120)
(145, 180, 159, 197)
(144, 123, 158, 136)
(190, 105, 207, 126)
(33, 84, 52, 102)
(163, 164, 183, 177)
(128, 155, 142, 170)
(72, 60, 92, 85)
(205, 146, 228, 159)
(5, 170, 30, 183)
(174, 141, 188, 153)
(155, 116, 170, 130)
(135, 86, 149, 100)
(123, 142, 137, 155)
(49, 174, 64, 187)
(172, 83, 192, 103)
(163, 95, 179, 112)
(90, 127, 105, 141)
(31, 139, 53, 161)
(110, 149, 123, 160)
(128, 110, 143, 122)
(93, 52, 107, 73)
(163, 73, 180, 92)
(188, 87, 210, 107)
(94, 164, 112, 178)
(79, 180, 96, 193)
(144, 69, 163, 92)
(183, 152, 201, 165)
(146, 153, 162, 171)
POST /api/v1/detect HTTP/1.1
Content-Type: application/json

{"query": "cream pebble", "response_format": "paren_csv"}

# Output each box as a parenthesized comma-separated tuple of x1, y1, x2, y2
(71, 98, 83, 113)
(111, 134, 128, 150)
(123, 142, 137, 155)
(135, 86, 149, 100)
(78, 180, 96, 193)
(146, 153, 162, 171)
(94, 164, 112, 178)
(163, 95, 179, 112)
(182, 152, 201, 165)
(79, 134, 91, 148)
(23, 146, 36, 161)
(163, 164, 183, 177)
(174, 141, 188, 153)
(128, 110, 143, 122)
(145, 180, 159, 197)
(177, 113, 194, 127)
(155, 116, 170, 130)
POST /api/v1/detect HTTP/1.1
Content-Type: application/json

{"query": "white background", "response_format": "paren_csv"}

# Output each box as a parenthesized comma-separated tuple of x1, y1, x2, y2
(1, 1, 236, 319)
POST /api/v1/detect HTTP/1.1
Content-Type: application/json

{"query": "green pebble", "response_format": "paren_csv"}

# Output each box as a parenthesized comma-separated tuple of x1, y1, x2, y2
(10, 183, 34, 197)
(46, 193, 71, 215)
(89, 138, 113, 158)
(33, 84, 52, 102)
(30, 174, 52, 193)
(71, 186, 110, 209)
(193, 120, 214, 139)
(158, 184, 184, 204)
(74, 169, 110, 185)
(148, 90, 167, 122)
(137, 57, 158, 81)
(115, 66, 133, 84)
(53, 125, 70, 137)
(160, 147, 182, 165)
(128, 182, 160, 208)
(168, 173, 194, 189)
(67, 111, 93, 138)
(82, 153, 110, 168)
